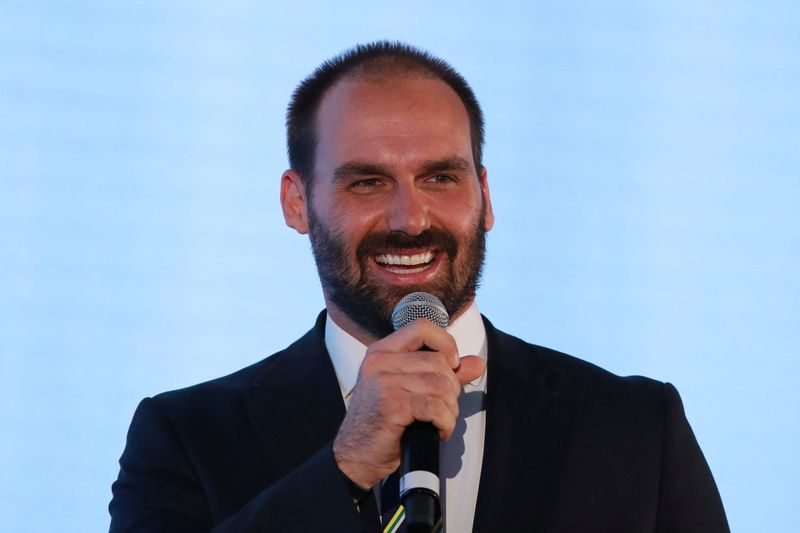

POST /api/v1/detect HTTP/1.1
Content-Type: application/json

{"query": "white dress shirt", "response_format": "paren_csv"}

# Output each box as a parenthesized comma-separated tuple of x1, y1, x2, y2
(325, 303, 488, 533)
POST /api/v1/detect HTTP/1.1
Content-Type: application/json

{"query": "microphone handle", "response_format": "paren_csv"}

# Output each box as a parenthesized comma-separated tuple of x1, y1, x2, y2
(391, 292, 449, 532)
(400, 421, 439, 532)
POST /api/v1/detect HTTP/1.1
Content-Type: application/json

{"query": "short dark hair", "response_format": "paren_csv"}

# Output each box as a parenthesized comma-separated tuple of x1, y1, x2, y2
(286, 41, 485, 185)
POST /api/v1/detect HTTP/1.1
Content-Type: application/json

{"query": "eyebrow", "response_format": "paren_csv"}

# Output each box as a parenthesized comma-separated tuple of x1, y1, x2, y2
(419, 156, 473, 175)
(333, 162, 391, 183)
(332, 156, 474, 183)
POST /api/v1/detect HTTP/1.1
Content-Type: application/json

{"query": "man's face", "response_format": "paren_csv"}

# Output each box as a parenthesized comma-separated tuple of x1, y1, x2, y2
(283, 76, 494, 340)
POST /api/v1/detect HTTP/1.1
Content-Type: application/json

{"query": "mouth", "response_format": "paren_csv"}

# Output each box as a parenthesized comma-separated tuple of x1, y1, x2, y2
(373, 250, 437, 274)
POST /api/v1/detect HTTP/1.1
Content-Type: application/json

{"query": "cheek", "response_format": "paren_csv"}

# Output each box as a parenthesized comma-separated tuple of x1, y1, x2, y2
(435, 197, 481, 230)
(329, 198, 386, 235)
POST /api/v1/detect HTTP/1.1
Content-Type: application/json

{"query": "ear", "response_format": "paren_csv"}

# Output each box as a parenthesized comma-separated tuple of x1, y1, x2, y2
(280, 169, 309, 234)
(479, 166, 495, 232)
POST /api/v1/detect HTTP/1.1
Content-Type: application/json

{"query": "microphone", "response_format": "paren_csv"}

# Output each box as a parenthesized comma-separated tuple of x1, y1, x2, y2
(391, 292, 449, 533)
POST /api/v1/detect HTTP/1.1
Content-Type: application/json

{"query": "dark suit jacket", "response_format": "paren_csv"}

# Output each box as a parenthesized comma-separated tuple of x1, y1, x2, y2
(109, 312, 729, 532)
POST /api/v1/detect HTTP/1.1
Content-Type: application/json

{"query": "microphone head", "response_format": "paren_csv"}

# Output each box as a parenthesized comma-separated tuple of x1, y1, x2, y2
(391, 292, 449, 330)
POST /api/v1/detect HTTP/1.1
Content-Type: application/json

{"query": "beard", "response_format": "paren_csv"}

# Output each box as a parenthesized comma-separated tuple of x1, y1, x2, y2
(307, 204, 488, 339)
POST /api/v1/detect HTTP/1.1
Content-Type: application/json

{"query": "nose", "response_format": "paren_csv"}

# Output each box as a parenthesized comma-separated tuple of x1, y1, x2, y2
(387, 186, 430, 236)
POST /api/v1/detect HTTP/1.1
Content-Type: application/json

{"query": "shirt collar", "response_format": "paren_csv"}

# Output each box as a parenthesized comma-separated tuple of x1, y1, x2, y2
(325, 301, 488, 403)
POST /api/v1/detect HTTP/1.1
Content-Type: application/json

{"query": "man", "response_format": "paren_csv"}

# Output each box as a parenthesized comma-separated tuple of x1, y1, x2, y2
(110, 42, 729, 532)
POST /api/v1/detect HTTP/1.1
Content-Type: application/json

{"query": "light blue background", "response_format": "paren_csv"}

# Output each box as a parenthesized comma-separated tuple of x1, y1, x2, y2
(2, 1, 798, 531)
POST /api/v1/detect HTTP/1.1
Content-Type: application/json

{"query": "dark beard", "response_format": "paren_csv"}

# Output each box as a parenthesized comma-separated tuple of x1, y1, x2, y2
(307, 206, 487, 339)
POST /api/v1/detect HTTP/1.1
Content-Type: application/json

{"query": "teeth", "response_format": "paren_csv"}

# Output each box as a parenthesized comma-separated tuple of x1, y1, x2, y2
(375, 251, 434, 266)
(384, 264, 427, 274)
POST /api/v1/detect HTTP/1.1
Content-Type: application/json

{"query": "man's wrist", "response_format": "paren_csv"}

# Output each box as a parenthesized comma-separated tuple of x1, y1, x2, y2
(344, 474, 373, 503)
(334, 456, 373, 502)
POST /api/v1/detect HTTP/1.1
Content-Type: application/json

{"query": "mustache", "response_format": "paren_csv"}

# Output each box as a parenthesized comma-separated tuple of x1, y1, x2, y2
(356, 229, 458, 261)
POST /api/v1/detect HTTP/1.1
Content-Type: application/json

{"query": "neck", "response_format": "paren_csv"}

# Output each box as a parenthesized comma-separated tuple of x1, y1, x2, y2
(323, 295, 475, 346)
(324, 299, 378, 346)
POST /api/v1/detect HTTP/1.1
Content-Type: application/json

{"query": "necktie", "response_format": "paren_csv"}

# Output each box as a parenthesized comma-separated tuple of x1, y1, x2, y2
(380, 469, 404, 533)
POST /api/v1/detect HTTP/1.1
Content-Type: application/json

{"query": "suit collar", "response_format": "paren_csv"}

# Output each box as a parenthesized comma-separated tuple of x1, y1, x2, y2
(473, 317, 584, 533)
(243, 312, 346, 472)
(240, 312, 584, 532)
(250, 311, 331, 390)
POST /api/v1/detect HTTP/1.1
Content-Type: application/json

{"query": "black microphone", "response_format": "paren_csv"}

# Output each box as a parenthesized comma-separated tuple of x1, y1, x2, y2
(391, 292, 449, 533)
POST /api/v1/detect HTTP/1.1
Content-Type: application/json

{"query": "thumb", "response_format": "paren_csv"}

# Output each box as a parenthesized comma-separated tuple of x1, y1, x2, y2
(454, 355, 486, 385)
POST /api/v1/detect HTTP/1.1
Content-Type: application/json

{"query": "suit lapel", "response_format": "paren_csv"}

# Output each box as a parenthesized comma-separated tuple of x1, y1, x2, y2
(237, 313, 583, 531)
(472, 319, 584, 533)
(241, 313, 347, 478)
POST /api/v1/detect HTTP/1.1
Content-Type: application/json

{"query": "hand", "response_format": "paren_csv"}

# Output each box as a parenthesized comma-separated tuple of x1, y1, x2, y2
(332, 318, 486, 489)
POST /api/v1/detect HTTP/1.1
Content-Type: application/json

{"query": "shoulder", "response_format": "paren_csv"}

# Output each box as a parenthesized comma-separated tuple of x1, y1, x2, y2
(484, 316, 687, 458)
(481, 319, 729, 530)
(484, 317, 671, 417)
(146, 311, 329, 415)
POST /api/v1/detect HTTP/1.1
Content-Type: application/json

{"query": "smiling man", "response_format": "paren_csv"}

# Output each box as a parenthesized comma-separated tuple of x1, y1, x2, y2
(282, 65, 491, 344)
(110, 42, 729, 533)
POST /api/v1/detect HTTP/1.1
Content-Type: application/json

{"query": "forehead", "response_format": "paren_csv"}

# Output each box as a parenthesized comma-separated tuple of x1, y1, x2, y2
(313, 76, 473, 173)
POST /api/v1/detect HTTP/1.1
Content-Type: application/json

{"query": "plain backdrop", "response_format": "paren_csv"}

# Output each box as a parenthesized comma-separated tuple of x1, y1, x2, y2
(1, 1, 798, 532)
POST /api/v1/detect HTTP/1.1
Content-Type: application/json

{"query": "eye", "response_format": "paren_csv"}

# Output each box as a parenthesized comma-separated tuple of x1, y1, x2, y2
(426, 174, 457, 185)
(349, 177, 385, 190)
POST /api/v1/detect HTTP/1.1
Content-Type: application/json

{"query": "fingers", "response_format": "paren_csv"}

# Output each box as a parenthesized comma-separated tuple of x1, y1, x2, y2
(373, 370, 460, 419)
(454, 355, 486, 385)
(380, 382, 458, 440)
(333, 318, 487, 488)
(408, 395, 457, 441)
(369, 318, 460, 368)
(358, 355, 485, 441)
(361, 351, 461, 396)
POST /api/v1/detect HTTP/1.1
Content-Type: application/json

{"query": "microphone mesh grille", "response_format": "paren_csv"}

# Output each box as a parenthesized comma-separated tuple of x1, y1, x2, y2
(391, 292, 449, 330)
